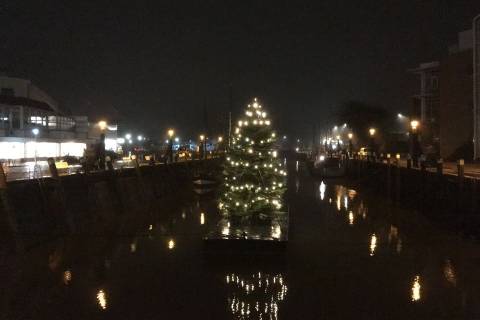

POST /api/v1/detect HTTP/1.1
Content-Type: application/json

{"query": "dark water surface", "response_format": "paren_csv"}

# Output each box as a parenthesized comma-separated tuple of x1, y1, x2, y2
(3, 161, 480, 319)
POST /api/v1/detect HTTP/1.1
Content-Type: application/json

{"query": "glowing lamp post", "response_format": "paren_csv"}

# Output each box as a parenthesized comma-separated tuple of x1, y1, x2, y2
(347, 133, 353, 156)
(410, 120, 419, 132)
(31, 128, 41, 177)
(217, 136, 224, 155)
(32, 128, 39, 164)
(98, 120, 107, 131)
(97, 122, 108, 170)
(167, 129, 174, 163)
(199, 134, 205, 159)
(369, 128, 376, 161)
(410, 120, 420, 168)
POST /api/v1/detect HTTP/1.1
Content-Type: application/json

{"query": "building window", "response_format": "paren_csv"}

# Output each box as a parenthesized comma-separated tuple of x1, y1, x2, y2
(46, 116, 75, 130)
(1, 88, 14, 96)
(30, 116, 46, 126)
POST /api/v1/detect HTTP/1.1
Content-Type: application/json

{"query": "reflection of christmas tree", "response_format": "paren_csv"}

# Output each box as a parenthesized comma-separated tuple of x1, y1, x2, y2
(219, 98, 287, 219)
(225, 272, 288, 320)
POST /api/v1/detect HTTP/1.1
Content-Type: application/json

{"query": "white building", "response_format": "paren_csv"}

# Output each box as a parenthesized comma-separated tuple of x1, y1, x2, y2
(0, 75, 117, 161)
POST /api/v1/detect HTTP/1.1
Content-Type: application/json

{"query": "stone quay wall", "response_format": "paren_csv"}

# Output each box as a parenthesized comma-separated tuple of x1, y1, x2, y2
(0, 159, 221, 252)
(346, 159, 480, 235)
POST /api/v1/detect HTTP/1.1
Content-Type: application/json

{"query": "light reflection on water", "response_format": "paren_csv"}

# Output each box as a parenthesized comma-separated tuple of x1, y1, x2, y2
(168, 239, 175, 250)
(63, 270, 72, 285)
(411, 276, 421, 302)
(348, 211, 354, 225)
(96, 289, 108, 310)
(226, 272, 287, 320)
(444, 259, 457, 287)
(319, 181, 326, 200)
(369, 233, 377, 256)
(130, 241, 137, 253)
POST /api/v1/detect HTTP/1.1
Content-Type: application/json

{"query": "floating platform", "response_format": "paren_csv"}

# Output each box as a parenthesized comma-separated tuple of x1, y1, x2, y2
(204, 213, 288, 252)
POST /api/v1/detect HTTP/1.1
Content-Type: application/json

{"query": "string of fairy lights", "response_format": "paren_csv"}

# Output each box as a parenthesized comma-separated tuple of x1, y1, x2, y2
(219, 98, 287, 216)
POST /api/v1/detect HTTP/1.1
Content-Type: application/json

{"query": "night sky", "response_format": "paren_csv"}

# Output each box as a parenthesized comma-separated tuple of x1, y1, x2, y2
(2, 1, 480, 140)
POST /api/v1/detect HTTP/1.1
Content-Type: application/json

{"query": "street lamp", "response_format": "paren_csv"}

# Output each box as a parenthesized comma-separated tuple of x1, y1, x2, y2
(98, 120, 107, 131)
(166, 129, 174, 163)
(410, 120, 420, 167)
(369, 128, 376, 161)
(410, 120, 419, 132)
(32, 128, 40, 174)
(218, 136, 223, 143)
(347, 133, 353, 156)
(125, 133, 132, 140)
(137, 135, 143, 141)
(199, 134, 205, 159)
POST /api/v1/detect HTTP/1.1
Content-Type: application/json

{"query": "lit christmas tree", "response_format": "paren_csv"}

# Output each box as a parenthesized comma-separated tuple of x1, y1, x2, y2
(219, 98, 287, 220)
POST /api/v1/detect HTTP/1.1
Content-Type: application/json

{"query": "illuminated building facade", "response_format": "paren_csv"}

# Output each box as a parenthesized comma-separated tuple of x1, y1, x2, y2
(0, 75, 117, 160)
(408, 61, 440, 155)
(410, 28, 476, 160)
